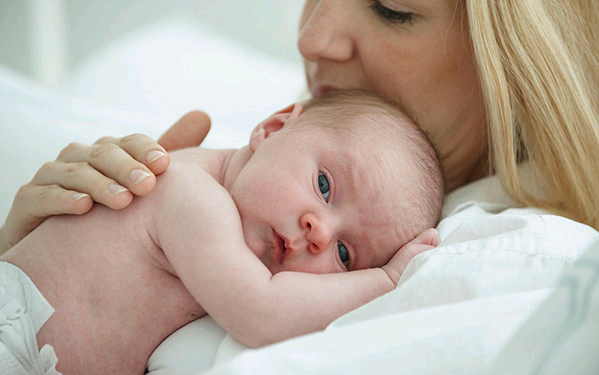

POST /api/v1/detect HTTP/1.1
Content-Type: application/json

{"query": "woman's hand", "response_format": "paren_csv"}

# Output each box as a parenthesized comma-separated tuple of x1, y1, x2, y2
(0, 111, 211, 253)
(381, 228, 440, 286)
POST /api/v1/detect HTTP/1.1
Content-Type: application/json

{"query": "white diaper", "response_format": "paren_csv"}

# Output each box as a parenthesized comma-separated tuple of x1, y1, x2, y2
(0, 261, 61, 375)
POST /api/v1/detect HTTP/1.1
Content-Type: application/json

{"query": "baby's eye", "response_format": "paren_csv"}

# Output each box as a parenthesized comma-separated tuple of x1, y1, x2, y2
(318, 172, 330, 201)
(337, 241, 349, 270)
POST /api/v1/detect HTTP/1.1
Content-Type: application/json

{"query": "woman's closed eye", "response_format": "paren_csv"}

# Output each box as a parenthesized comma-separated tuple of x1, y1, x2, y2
(337, 241, 350, 270)
(369, 1, 414, 24)
(318, 172, 331, 201)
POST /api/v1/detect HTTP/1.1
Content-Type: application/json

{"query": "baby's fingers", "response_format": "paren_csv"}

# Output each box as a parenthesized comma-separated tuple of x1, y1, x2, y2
(414, 228, 441, 247)
(382, 228, 440, 285)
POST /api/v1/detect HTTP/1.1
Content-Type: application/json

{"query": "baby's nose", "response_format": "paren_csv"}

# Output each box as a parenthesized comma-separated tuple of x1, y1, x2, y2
(301, 212, 334, 255)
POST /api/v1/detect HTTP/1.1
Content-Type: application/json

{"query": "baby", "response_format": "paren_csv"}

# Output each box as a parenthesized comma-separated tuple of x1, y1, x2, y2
(0, 90, 443, 375)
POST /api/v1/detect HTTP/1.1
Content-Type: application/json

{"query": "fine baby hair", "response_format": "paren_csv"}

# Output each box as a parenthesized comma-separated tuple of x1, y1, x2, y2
(299, 89, 444, 239)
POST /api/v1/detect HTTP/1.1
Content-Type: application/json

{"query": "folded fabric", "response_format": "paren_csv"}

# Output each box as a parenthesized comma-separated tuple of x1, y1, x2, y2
(0, 262, 59, 375)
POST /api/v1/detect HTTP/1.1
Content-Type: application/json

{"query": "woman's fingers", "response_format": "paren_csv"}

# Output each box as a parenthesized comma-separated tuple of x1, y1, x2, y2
(158, 110, 211, 151)
(32, 161, 134, 209)
(56, 136, 168, 197)
(98, 134, 170, 175)
(1, 112, 213, 253)
(1, 183, 95, 251)
(15, 183, 94, 217)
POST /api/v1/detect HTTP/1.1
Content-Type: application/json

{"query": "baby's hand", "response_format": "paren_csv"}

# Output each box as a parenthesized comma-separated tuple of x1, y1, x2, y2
(381, 228, 440, 286)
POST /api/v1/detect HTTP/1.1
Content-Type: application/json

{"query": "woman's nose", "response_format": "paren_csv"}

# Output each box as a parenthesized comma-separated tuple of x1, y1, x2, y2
(297, 0, 355, 63)
(300, 212, 334, 255)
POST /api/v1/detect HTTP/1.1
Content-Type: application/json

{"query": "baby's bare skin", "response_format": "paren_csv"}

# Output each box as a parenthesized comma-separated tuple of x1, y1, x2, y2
(1, 149, 228, 375)
(1, 108, 437, 374)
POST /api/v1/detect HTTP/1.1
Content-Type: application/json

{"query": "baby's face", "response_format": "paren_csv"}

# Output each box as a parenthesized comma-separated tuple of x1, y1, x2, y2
(230, 122, 412, 274)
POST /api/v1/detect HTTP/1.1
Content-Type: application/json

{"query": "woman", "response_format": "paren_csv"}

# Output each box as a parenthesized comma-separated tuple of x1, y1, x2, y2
(1, 0, 598, 251)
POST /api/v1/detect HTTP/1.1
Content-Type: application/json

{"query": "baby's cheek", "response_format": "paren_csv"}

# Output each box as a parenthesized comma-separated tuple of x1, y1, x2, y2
(244, 231, 265, 258)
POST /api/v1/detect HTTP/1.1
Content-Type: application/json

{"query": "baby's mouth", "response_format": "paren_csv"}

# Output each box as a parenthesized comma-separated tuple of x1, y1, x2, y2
(272, 229, 286, 265)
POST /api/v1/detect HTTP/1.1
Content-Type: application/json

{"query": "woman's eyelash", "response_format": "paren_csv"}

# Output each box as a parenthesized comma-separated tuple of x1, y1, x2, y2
(369, 1, 414, 24)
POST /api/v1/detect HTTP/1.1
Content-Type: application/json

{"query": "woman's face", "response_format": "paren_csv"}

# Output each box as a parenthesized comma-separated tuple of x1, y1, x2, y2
(298, 0, 487, 191)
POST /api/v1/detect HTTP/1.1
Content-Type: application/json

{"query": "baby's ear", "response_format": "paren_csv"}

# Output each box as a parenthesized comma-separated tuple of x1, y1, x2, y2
(249, 103, 304, 152)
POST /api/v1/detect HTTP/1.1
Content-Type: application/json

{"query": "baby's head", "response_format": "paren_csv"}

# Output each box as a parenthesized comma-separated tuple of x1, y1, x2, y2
(231, 89, 443, 274)
(299, 90, 444, 233)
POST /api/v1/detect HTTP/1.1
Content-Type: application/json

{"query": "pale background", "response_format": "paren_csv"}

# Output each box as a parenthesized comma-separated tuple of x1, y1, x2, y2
(0, 0, 306, 222)
(0, 0, 304, 84)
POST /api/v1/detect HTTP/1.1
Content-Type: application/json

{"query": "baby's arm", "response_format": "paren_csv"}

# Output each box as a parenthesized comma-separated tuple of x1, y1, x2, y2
(154, 161, 436, 347)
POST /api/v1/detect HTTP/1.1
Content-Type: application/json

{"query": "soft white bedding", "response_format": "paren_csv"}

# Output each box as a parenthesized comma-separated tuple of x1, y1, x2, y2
(2, 41, 598, 375)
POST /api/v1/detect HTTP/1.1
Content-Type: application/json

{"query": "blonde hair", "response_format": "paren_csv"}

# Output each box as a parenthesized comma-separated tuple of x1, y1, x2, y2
(467, 0, 599, 229)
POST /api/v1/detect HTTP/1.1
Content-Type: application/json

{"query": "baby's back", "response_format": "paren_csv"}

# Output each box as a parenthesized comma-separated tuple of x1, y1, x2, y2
(1, 162, 207, 374)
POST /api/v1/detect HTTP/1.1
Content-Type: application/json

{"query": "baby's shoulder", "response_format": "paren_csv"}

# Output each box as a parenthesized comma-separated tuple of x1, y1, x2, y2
(147, 148, 236, 226)
(167, 147, 232, 180)
(147, 148, 241, 262)
(153, 148, 226, 202)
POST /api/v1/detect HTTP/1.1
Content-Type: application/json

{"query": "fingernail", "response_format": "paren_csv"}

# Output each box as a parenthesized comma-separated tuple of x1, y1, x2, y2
(108, 183, 128, 195)
(129, 169, 152, 184)
(146, 150, 166, 164)
(71, 193, 89, 200)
